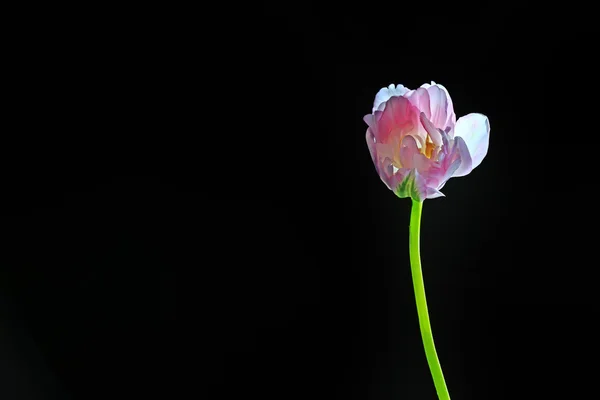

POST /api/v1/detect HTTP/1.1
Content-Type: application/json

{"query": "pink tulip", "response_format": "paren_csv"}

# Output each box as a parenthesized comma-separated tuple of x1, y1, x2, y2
(365, 82, 490, 201)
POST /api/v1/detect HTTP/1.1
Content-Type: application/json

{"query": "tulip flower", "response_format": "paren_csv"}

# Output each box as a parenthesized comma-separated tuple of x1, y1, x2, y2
(365, 82, 490, 400)
(365, 82, 490, 201)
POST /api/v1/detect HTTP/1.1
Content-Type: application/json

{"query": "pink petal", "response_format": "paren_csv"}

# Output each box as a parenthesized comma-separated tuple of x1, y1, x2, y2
(373, 157, 400, 192)
(421, 82, 456, 134)
(363, 114, 375, 130)
(442, 158, 461, 182)
(385, 167, 412, 193)
(408, 84, 457, 139)
(372, 84, 410, 113)
(454, 113, 490, 170)
(424, 85, 448, 130)
(406, 87, 431, 119)
(419, 112, 442, 147)
(451, 136, 474, 177)
(399, 135, 421, 169)
(375, 142, 395, 164)
(426, 187, 445, 199)
(412, 151, 434, 176)
(365, 128, 378, 166)
(376, 96, 420, 144)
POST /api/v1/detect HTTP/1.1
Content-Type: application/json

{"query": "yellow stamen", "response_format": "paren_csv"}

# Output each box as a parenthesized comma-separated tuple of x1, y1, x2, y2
(425, 141, 435, 159)
(424, 136, 437, 159)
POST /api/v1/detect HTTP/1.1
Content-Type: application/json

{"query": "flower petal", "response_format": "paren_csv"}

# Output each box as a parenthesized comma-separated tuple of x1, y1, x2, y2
(407, 88, 436, 140)
(385, 167, 410, 191)
(406, 88, 431, 118)
(421, 82, 456, 134)
(451, 135, 473, 177)
(365, 128, 378, 166)
(373, 84, 410, 113)
(424, 85, 448, 130)
(399, 135, 421, 169)
(419, 112, 442, 147)
(426, 187, 445, 199)
(364, 81, 489, 200)
(394, 169, 428, 202)
(442, 157, 461, 182)
(454, 113, 490, 170)
(375, 96, 420, 144)
(363, 114, 375, 130)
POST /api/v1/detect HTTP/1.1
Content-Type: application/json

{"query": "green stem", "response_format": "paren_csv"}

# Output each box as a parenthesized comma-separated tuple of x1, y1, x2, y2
(409, 199, 451, 400)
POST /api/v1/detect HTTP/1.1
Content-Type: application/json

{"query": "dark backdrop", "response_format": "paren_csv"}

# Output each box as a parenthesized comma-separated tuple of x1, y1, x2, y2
(2, 2, 597, 399)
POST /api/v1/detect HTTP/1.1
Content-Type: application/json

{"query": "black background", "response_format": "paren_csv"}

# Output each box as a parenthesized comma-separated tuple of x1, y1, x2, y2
(2, 2, 598, 399)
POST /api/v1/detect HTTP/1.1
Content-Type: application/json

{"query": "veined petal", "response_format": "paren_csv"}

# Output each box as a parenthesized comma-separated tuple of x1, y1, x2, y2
(394, 169, 428, 202)
(373, 84, 410, 113)
(454, 113, 490, 170)
(385, 167, 411, 193)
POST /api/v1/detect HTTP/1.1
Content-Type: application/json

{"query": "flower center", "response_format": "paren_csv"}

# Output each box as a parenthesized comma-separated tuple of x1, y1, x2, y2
(424, 137, 437, 159)
(387, 127, 442, 170)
